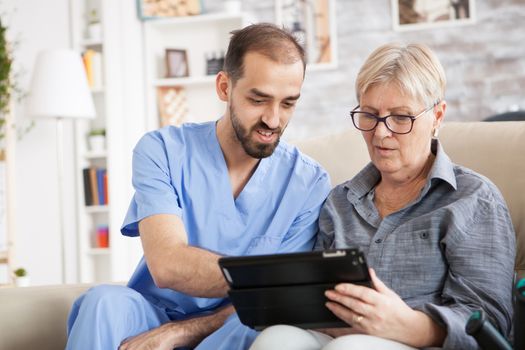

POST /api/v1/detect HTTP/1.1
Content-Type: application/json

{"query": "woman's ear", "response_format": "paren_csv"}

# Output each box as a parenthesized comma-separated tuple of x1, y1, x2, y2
(433, 100, 447, 130)
(216, 71, 230, 102)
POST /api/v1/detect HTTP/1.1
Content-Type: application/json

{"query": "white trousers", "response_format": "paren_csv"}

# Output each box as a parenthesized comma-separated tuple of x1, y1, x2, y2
(249, 325, 418, 350)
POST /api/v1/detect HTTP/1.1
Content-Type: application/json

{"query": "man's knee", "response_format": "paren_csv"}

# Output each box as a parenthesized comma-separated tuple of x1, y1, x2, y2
(77, 284, 144, 314)
(67, 285, 153, 349)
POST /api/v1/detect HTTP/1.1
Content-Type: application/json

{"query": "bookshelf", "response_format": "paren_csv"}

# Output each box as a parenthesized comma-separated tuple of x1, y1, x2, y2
(143, 12, 247, 129)
(71, 0, 144, 283)
(69, 3, 248, 283)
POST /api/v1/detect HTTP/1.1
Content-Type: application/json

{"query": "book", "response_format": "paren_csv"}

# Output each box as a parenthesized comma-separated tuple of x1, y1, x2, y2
(89, 167, 99, 205)
(96, 225, 109, 248)
(82, 50, 103, 89)
(91, 51, 103, 90)
(96, 168, 105, 205)
(82, 168, 93, 206)
(82, 50, 95, 88)
(103, 170, 109, 204)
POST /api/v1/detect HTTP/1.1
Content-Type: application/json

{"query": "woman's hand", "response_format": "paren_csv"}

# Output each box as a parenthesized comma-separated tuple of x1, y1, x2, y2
(325, 268, 445, 347)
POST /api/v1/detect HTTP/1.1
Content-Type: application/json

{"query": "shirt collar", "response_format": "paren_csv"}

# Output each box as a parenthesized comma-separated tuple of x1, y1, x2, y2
(344, 138, 457, 204)
(427, 138, 457, 191)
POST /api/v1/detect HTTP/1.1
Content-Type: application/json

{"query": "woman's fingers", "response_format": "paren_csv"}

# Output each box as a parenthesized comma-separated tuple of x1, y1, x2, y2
(369, 268, 392, 295)
(325, 289, 371, 318)
(325, 301, 367, 329)
(333, 282, 378, 305)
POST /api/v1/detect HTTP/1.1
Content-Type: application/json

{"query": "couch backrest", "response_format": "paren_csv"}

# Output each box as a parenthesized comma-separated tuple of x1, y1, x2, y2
(294, 121, 525, 278)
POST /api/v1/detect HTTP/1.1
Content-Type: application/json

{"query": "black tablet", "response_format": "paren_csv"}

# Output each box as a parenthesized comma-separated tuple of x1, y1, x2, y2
(219, 248, 371, 330)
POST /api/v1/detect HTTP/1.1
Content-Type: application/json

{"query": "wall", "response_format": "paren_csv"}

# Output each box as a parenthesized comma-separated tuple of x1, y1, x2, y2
(2, 0, 76, 285)
(223, 0, 525, 140)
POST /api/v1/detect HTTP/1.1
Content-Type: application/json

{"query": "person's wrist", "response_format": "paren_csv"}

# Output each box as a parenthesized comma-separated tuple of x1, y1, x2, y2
(161, 306, 235, 348)
(176, 312, 223, 347)
(162, 322, 186, 348)
(403, 310, 445, 348)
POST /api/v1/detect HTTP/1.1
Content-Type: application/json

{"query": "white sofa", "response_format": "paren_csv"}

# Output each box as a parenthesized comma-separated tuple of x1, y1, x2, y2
(1, 121, 524, 350)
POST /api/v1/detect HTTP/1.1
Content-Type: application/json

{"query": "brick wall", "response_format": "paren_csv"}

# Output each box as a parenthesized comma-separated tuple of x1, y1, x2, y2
(206, 0, 525, 139)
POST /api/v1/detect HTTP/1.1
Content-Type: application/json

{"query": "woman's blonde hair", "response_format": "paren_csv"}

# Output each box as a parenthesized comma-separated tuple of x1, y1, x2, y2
(355, 43, 446, 106)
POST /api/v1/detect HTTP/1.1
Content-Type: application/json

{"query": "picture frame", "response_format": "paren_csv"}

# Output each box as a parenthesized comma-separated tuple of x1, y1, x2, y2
(165, 49, 189, 78)
(156, 86, 189, 127)
(137, 0, 202, 20)
(275, 0, 337, 70)
(392, 0, 476, 31)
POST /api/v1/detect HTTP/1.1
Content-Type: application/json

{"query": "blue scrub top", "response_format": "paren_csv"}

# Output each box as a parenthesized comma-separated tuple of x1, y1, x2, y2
(121, 121, 331, 317)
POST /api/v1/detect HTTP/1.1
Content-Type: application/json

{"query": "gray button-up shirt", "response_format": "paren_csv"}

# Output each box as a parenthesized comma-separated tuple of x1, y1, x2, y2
(316, 139, 515, 349)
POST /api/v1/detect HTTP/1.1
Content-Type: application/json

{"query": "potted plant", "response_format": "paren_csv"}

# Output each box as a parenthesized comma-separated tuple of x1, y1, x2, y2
(0, 17, 33, 143)
(87, 128, 106, 152)
(0, 17, 14, 143)
(13, 267, 30, 287)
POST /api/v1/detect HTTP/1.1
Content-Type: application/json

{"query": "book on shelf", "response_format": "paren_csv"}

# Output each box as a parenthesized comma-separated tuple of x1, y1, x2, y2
(82, 168, 93, 206)
(103, 170, 109, 204)
(89, 167, 99, 205)
(96, 225, 109, 248)
(83, 167, 108, 206)
(96, 168, 104, 205)
(82, 49, 104, 90)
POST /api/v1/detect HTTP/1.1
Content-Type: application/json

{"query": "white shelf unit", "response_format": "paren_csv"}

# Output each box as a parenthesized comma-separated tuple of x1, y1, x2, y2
(143, 12, 246, 130)
(80, 38, 103, 47)
(71, 0, 144, 284)
(84, 150, 107, 159)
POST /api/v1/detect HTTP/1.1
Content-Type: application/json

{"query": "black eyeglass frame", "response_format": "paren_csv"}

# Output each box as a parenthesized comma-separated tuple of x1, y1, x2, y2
(349, 101, 440, 135)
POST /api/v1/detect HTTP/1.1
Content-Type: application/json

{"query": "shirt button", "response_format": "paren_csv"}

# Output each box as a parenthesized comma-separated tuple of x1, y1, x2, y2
(375, 239, 382, 244)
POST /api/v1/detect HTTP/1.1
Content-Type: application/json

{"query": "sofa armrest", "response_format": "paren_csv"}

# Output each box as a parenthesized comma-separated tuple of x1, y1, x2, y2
(0, 283, 92, 350)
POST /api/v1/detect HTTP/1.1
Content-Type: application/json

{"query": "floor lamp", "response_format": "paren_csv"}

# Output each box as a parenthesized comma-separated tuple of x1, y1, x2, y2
(28, 49, 96, 283)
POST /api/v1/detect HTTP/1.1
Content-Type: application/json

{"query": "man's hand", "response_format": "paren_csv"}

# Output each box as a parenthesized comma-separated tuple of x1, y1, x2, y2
(324, 268, 446, 348)
(119, 305, 235, 350)
(119, 322, 181, 350)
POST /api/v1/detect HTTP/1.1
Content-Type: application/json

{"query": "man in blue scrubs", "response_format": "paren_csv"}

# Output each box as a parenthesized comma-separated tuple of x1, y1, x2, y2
(66, 23, 330, 350)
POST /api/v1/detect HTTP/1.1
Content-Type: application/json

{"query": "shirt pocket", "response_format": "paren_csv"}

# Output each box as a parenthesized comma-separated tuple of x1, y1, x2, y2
(389, 228, 447, 299)
(246, 235, 282, 255)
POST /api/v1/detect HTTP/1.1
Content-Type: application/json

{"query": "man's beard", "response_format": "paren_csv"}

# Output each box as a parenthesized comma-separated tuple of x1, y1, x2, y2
(230, 104, 282, 159)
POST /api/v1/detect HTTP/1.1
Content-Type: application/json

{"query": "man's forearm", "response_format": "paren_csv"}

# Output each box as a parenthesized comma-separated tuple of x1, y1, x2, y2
(156, 244, 228, 297)
(170, 305, 235, 348)
(140, 215, 229, 297)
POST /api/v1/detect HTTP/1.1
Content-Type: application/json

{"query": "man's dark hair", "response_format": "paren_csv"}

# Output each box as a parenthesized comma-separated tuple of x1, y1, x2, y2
(223, 23, 306, 83)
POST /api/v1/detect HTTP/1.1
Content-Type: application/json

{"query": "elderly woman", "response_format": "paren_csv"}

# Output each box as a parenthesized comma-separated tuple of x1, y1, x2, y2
(249, 43, 515, 350)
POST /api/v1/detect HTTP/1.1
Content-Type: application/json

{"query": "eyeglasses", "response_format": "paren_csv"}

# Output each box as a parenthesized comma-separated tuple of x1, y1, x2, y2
(349, 101, 439, 135)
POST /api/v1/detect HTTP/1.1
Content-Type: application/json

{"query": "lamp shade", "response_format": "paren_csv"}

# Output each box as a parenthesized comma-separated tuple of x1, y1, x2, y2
(28, 49, 96, 119)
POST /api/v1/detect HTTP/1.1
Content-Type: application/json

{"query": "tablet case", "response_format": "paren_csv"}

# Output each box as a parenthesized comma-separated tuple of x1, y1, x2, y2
(219, 248, 371, 330)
